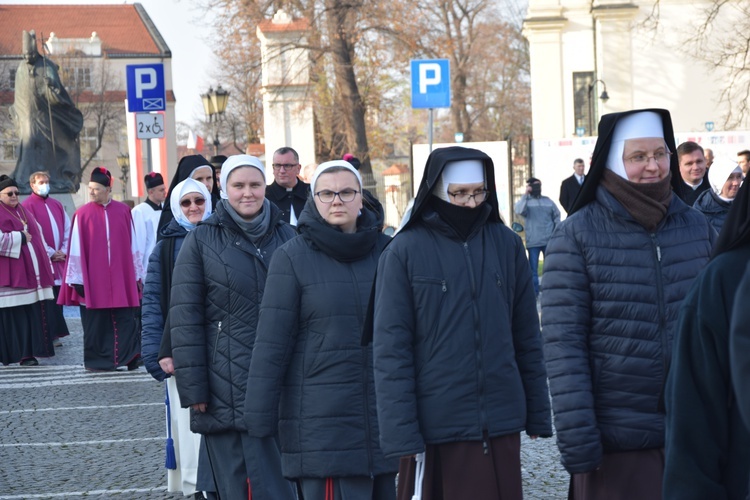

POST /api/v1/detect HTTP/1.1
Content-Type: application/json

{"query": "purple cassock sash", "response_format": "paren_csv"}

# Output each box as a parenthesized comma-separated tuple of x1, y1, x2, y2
(58, 200, 140, 309)
(22, 193, 67, 282)
(0, 203, 54, 290)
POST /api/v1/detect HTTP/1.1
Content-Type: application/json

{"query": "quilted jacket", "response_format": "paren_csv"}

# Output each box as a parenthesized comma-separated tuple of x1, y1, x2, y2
(170, 200, 296, 434)
(541, 186, 715, 474)
(244, 198, 397, 478)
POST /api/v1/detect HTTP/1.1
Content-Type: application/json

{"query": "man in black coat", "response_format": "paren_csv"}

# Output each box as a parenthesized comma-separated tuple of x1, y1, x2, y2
(265, 147, 309, 226)
(559, 158, 586, 214)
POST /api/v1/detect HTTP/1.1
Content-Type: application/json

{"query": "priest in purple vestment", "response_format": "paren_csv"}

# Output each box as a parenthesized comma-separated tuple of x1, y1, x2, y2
(22, 170, 71, 344)
(0, 175, 56, 366)
(58, 167, 145, 371)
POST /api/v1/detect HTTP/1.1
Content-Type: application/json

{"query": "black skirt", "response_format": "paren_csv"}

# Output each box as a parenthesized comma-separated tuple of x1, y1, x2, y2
(0, 302, 54, 365)
(80, 306, 140, 370)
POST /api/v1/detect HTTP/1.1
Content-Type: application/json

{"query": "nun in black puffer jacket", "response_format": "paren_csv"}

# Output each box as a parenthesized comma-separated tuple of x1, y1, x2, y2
(245, 160, 398, 500)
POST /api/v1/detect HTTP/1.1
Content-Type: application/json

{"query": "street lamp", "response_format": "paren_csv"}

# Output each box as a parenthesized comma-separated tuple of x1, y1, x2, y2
(201, 85, 230, 156)
(116, 153, 129, 199)
(587, 79, 609, 135)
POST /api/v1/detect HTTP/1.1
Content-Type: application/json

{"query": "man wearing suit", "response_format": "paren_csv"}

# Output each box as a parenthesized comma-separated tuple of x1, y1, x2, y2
(559, 158, 586, 214)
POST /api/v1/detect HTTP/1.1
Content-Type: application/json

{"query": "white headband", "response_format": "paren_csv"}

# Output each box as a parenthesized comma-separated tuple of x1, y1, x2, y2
(433, 159, 485, 202)
(606, 111, 664, 180)
(220, 155, 265, 197)
(708, 158, 742, 195)
(310, 160, 362, 195)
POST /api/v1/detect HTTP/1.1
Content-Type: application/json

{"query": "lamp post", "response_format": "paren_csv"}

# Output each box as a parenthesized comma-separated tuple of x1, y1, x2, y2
(587, 79, 609, 136)
(201, 85, 230, 156)
(116, 153, 129, 199)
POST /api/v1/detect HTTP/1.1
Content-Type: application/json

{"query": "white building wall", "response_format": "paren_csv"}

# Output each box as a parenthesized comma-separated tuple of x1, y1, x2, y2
(525, 0, 743, 141)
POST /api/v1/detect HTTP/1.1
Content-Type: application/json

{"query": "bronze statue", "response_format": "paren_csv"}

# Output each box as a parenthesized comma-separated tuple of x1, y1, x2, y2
(11, 30, 83, 194)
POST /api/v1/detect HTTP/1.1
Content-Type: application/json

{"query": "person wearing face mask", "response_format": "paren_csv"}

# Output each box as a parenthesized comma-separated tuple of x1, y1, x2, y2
(245, 160, 397, 500)
(514, 177, 560, 297)
(540, 109, 715, 499)
(170, 155, 297, 500)
(22, 170, 71, 346)
(142, 178, 214, 499)
(370, 146, 552, 500)
(692, 158, 743, 234)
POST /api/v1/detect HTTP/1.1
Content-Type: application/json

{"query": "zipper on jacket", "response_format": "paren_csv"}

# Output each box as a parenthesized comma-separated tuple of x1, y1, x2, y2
(650, 233, 669, 412)
(350, 266, 375, 477)
(463, 241, 489, 436)
(213, 321, 222, 363)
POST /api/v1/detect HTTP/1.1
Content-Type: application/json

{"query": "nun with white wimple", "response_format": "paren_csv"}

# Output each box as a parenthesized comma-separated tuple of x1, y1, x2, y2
(245, 160, 398, 500)
(370, 147, 552, 500)
(141, 177, 214, 496)
(541, 109, 716, 500)
(693, 157, 743, 234)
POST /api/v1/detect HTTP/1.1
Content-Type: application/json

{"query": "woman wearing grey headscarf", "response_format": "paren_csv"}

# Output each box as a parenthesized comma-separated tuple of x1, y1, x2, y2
(169, 155, 297, 500)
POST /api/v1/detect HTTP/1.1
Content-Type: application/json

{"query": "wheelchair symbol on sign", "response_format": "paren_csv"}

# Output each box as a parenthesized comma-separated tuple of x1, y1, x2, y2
(135, 113, 165, 139)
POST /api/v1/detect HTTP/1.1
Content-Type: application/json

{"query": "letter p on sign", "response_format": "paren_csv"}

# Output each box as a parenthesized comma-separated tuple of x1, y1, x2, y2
(419, 63, 441, 94)
(411, 59, 451, 109)
(135, 68, 157, 98)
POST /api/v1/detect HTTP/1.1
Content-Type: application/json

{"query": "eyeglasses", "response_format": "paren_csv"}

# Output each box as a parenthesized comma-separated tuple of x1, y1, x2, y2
(625, 150, 672, 168)
(1, 191, 19, 197)
(315, 189, 360, 203)
(447, 189, 488, 204)
(180, 197, 206, 208)
(272, 163, 299, 171)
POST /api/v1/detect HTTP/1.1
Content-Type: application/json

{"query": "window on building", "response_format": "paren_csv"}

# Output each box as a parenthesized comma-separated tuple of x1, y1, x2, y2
(573, 72, 595, 136)
(80, 126, 100, 159)
(8, 68, 16, 90)
(2, 142, 16, 161)
(62, 66, 92, 90)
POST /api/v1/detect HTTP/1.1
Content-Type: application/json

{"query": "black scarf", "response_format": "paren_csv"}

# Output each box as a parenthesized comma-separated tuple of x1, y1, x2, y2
(429, 196, 490, 241)
(297, 196, 381, 262)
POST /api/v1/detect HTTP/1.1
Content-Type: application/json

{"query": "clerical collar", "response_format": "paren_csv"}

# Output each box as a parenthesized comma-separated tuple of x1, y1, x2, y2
(683, 179, 702, 190)
(145, 198, 163, 211)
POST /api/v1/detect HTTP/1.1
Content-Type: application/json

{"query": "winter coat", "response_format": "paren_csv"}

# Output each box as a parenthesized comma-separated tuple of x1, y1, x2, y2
(514, 194, 560, 248)
(663, 246, 750, 500)
(372, 146, 552, 460)
(541, 186, 715, 474)
(141, 219, 187, 381)
(169, 200, 296, 434)
(693, 188, 731, 235)
(244, 196, 397, 479)
(265, 180, 309, 224)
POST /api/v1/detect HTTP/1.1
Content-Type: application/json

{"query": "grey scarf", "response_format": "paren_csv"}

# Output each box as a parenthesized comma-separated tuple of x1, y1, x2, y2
(221, 198, 272, 245)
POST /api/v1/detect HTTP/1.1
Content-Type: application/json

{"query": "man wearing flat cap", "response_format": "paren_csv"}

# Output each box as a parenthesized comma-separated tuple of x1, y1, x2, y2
(132, 172, 166, 273)
(59, 167, 145, 371)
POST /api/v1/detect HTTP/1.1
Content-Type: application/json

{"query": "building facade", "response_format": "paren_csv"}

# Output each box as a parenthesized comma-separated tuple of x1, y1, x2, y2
(0, 3, 176, 205)
(523, 0, 741, 140)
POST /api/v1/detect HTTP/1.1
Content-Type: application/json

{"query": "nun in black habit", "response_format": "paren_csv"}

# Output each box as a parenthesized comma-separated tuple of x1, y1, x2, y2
(541, 109, 715, 500)
(663, 177, 750, 500)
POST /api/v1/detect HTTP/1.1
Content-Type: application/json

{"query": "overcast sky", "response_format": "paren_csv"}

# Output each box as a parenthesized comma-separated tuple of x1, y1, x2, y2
(6, 0, 217, 126)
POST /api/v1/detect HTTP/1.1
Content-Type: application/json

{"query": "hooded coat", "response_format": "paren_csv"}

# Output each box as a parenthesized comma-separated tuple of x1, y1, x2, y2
(372, 146, 552, 459)
(541, 109, 715, 475)
(169, 200, 296, 434)
(244, 194, 397, 479)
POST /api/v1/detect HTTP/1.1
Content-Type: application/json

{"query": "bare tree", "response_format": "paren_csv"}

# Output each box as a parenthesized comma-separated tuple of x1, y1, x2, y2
(56, 53, 124, 171)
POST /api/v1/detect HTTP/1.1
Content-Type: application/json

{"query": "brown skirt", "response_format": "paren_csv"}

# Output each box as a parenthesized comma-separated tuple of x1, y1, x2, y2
(397, 433, 522, 500)
(568, 448, 664, 500)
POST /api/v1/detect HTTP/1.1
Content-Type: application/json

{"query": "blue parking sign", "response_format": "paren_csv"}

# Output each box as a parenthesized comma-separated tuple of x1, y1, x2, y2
(411, 59, 451, 109)
(126, 64, 166, 112)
